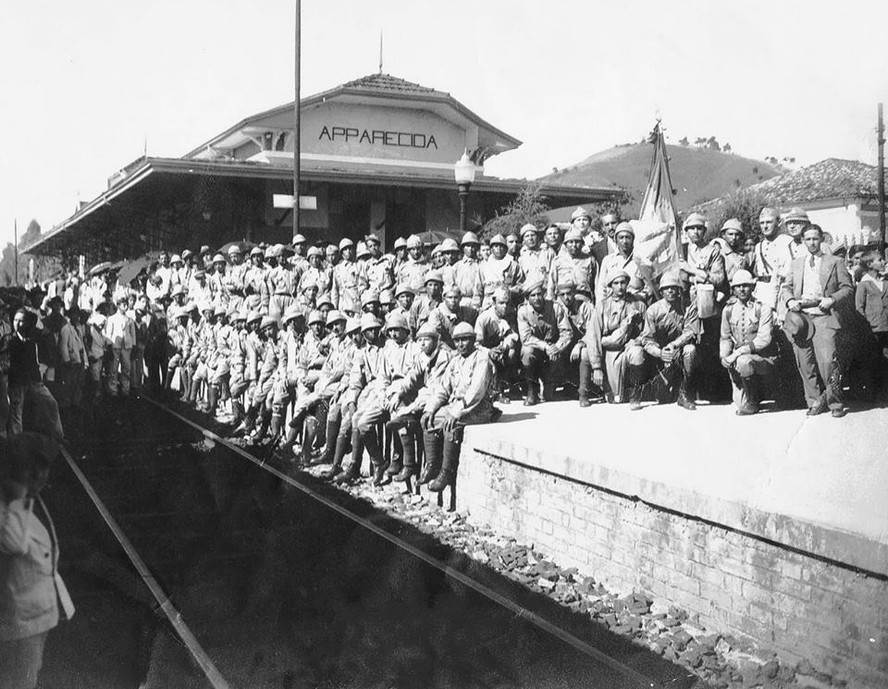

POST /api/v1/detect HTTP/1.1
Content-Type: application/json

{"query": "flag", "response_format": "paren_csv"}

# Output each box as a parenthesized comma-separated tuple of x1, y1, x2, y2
(632, 122, 682, 277)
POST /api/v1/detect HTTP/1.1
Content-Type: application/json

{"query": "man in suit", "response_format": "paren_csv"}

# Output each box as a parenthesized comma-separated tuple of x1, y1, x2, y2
(781, 225, 853, 417)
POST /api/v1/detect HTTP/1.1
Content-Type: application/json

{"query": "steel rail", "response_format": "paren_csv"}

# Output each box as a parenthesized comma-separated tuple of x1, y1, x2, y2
(60, 445, 232, 689)
(143, 396, 664, 689)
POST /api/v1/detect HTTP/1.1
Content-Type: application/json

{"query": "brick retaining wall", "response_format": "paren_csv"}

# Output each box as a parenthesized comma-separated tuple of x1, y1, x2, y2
(458, 447, 888, 688)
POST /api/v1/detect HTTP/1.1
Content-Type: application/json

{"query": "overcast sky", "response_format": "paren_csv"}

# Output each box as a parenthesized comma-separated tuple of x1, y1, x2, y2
(2, 0, 887, 248)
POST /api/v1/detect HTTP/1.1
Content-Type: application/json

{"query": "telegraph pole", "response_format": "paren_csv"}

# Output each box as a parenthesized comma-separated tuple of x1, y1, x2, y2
(292, 0, 301, 242)
(13, 218, 18, 286)
(878, 103, 885, 253)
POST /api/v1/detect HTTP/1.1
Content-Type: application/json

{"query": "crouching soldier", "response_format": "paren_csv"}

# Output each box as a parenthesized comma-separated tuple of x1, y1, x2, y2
(517, 277, 572, 405)
(632, 272, 699, 411)
(420, 322, 500, 492)
(720, 269, 778, 415)
(474, 287, 520, 400)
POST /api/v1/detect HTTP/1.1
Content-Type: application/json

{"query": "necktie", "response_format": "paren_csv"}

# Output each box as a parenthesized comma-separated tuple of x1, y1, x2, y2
(809, 255, 815, 268)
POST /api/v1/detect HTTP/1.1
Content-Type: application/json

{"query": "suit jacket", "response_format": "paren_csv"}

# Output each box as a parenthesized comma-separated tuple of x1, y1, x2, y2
(781, 253, 853, 329)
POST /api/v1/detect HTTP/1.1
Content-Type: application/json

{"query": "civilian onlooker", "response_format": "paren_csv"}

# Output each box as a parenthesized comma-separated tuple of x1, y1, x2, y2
(103, 296, 136, 397)
(57, 308, 88, 422)
(855, 250, 888, 355)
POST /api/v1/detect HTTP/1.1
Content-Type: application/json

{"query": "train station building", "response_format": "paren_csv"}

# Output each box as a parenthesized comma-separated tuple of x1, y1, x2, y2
(27, 72, 621, 262)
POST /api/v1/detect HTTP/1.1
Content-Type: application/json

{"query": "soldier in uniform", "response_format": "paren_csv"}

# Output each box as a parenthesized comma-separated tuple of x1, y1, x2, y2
(597, 223, 657, 304)
(556, 279, 600, 406)
(474, 286, 520, 399)
(783, 207, 811, 260)
(396, 234, 430, 294)
(437, 238, 461, 289)
(480, 233, 524, 309)
(361, 234, 395, 294)
(428, 285, 478, 349)
(420, 322, 499, 492)
(391, 237, 409, 274)
(304, 246, 333, 296)
(551, 227, 597, 302)
(332, 237, 361, 316)
(752, 207, 795, 317)
(452, 232, 484, 308)
(518, 223, 547, 287)
(325, 242, 340, 269)
(415, 269, 444, 330)
(517, 277, 572, 405)
(713, 218, 750, 282)
(633, 272, 699, 411)
(719, 270, 778, 415)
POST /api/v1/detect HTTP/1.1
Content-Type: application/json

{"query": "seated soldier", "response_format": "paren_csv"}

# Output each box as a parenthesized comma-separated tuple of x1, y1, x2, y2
(420, 322, 499, 492)
(585, 269, 646, 403)
(719, 270, 778, 415)
(474, 287, 520, 400)
(631, 272, 699, 411)
(384, 321, 453, 482)
(428, 285, 478, 349)
(516, 277, 572, 405)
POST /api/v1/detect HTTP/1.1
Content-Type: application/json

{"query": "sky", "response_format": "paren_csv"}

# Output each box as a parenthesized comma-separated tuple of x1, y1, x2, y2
(2, 0, 887, 248)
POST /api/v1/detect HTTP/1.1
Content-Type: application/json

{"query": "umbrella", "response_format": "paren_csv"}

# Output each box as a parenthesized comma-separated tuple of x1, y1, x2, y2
(422, 229, 463, 246)
(88, 261, 114, 277)
(117, 251, 163, 286)
(218, 240, 257, 256)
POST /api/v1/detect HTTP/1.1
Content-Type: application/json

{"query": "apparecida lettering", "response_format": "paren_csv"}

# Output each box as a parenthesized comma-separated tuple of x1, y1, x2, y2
(318, 126, 438, 149)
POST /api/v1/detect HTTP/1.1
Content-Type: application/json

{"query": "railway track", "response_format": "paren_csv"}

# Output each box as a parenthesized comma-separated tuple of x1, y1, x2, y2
(38, 396, 703, 689)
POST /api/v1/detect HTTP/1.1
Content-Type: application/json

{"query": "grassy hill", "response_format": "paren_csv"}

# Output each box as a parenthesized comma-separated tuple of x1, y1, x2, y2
(541, 144, 783, 212)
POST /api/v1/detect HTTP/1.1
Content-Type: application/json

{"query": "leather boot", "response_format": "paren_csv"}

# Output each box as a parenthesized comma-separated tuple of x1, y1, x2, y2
(269, 412, 283, 439)
(207, 386, 219, 415)
(628, 365, 643, 411)
(314, 401, 329, 448)
(231, 399, 244, 426)
(393, 428, 416, 482)
(321, 432, 349, 480)
(418, 429, 442, 485)
(677, 378, 697, 411)
(386, 429, 404, 477)
(736, 377, 759, 416)
(280, 426, 299, 461)
(429, 438, 460, 492)
(319, 409, 342, 466)
(333, 429, 364, 483)
(363, 430, 389, 486)
(301, 417, 318, 466)
(542, 381, 556, 402)
(523, 379, 539, 406)
(163, 368, 175, 394)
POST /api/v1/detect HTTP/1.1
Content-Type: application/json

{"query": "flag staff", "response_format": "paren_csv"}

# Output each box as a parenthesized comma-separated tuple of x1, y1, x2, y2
(877, 103, 885, 254)
(293, 0, 301, 242)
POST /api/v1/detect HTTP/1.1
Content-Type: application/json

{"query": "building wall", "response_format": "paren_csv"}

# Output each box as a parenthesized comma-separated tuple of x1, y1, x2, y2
(459, 449, 888, 688)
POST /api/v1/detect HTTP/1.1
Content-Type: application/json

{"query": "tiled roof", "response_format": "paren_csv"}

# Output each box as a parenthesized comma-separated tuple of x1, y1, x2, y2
(341, 72, 447, 98)
(750, 158, 878, 204)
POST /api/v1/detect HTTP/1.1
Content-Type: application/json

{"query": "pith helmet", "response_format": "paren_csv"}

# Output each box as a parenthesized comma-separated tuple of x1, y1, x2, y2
(452, 322, 475, 340)
(682, 213, 707, 230)
(570, 206, 593, 222)
(730, 269, 756, 287)
(360, 313, 382, 332)
(461, 231, 480, 246)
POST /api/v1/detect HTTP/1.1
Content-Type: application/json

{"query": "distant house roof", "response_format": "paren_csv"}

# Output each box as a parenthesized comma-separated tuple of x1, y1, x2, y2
(748, 158, 878, 205)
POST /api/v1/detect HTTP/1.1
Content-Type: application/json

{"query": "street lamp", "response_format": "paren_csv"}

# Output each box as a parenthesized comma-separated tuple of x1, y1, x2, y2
(454, 150, 476, 233)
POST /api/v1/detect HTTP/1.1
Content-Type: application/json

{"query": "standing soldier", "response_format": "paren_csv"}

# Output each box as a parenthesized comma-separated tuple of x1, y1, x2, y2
(416, 269, 444, 330)
(713, 218, 750, 281)
(752, 207, 795, 317)
(452, 232, 485, 308)
(597, 223, 658, 304)
(361, 234, 395, 294)
(783, 207, 811, 260)
(551, 227, 597, 302)
(438, 238, 461, 289)
(480, 233, 524, 309)
(517, 277, 573, 405)
(518, 223, 547, 287)
(396, 235, 430, 294)
(391, 237, 409, 275)
(290, 234, 310, 284)
(719, 270, 778, 415)
(332, 238, 361, 315)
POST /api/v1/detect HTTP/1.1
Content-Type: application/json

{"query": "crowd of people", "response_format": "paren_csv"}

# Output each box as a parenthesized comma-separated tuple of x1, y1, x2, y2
(1, 206, 887, 491)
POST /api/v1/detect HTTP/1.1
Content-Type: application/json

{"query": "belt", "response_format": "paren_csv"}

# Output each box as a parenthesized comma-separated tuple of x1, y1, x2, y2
(756, 276, 772, 283)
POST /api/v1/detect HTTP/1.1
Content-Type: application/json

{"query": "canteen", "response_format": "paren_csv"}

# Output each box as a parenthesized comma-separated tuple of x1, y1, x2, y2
(696, 283, 717, 319)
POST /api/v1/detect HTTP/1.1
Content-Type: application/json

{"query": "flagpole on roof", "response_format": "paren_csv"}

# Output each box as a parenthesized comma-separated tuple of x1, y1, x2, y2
(877, 103, 885, 253)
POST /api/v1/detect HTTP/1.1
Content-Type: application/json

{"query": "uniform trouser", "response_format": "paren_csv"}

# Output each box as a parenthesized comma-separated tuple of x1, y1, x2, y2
(269, 294, 296, 323)
(353, 386, 387, 434)
(0, 373, 9, 437)
(8, 382, 64, 439)
(728, 354, 777, 409)
(107, 347, 132, 396)
(521, 346, 566, 386)
(489, 343, 521, 387)
(791, 315, 843, 410)
(636, 344, 697, 400)
(604, 346, 643, 402)
(0, 631, 49, 689)
(431, 399, 499, 441)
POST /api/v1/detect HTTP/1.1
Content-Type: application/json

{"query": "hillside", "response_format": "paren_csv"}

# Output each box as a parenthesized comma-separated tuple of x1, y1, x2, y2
(540, 144, 783, 211)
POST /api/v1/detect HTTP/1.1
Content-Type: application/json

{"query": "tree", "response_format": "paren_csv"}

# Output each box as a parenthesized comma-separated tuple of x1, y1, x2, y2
(690, 186, 775, 245)
(723, 142, 732, 153)
(679, 136, 689, 146)
(0, 219, 51, 287)
(480, 182, 551, 239)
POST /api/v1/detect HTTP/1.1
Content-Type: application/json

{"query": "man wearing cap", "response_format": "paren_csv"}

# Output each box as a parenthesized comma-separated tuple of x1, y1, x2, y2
(390, 283, 421, 337)
(712, 219, 750, 282)
(596, 222, 658, 304)
(415, 269, 445, 330)
(452, 232, 485, 308)
(396, 234, 430, 294)
(304, 245, 333, 296)
(474, 286, 521, 399)
(245, 316, 281, 443)
(180, 248, 197, 285)
(270, 307, 315, 448)
(781, 224, 853, 417)
(570, 206, 593, 240)
(332, 238, 361, 315)
(207, 253, 229, 309)
(518, 223, 548, 288)
(264, 245, 296, 322)
(783, 207, 811, 260)
(360, 234, 395, 295)
(169, 254, 186, 294)
(436, 238, 462, 290)
(420, 321, 499, 492)
(517, 277, 573, 405)
(231, 311, 263, 434)
(480, 233, 524, 309)
(586, 269, 647, 403)
(720, 270, 778, 415)
(324, 243, 340, 269)
(290, 234, 310, 279)
(634, 272, 700, 411)
(199, 245, 214, 273)
(206, 305, 234, 417)
(244, 246, 267, 303)
(428, 285, 478, 349)
(186, 304, 217, 410)
(385, 321, 452, 482)
(556, 279, 602, 406)
(551, 227, 597, 302)
(223, 245, 249, 312)
(391, 237, 409, 274)
(103, 295, 136, 397)
(752, 207, 795, 315)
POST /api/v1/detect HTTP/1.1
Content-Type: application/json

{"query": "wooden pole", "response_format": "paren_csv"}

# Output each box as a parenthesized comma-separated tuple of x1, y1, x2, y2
(293, 0, 301, 242)
(13, 218, 18, 286)
(877, 103, 885, 253)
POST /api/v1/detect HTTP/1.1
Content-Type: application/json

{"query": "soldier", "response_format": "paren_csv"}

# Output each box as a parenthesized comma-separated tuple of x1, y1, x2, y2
(517, 277, 572, 405)
(396, 234, 430, 294)
(597, 223, 657, 304)
(781, 224, 853, 417)
(304, 246, 333, 296)
(428, 285, 478, 349)
(438, 238, 461, 289)
(224, 244, 249, 312)
(752, 207, 795, 316)
(480, 233, 524, 309)
(586, 269, 649, 405)
(713, 218, 750, 281)
(290, 234, 310, 283)
(551, 227, 597, 302)
(474, 286, 521, 399)
(392, 236, 409, 274)
(720, 270, 778, 415)
(569, 206, 593, 241)
(208, 253, 229, 308)
(505, 232, 521, 260)
(518, 223, 547, 287)
(633, 272, 699, 411)
(416, 269, 444, 330)
(361, 233, 395, 294)
(420, 321, 499, 492)
(556, 279, 600, 406)
(325, 242, 340, 269)
(452, 231, 485, 308)
(332, 237, 361, 315)
(391, 283, 420, 336)
(266, 245, 297, 322)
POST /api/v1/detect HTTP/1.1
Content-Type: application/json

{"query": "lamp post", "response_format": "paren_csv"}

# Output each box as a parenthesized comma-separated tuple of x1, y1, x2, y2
(454, 151, 476, 233)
